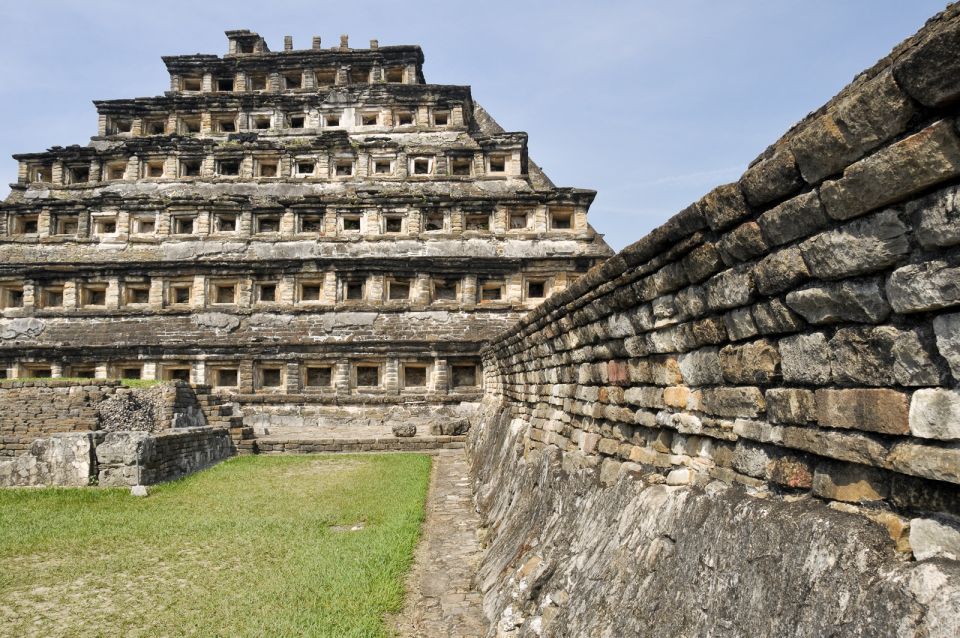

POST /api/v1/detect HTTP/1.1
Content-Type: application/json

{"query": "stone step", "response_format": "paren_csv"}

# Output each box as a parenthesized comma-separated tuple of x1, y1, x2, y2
(255, 435, 466, 454)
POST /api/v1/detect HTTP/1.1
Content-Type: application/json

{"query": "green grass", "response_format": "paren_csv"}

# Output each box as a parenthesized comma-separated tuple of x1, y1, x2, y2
(3, 377, 163, 388)
(0, 454, 432, 637)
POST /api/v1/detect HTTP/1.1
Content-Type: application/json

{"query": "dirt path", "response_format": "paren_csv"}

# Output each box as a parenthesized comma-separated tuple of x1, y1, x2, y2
(394, 449, 487, 637)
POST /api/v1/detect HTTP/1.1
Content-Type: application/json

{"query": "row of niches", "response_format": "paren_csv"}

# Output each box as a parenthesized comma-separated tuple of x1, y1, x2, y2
(171, 64, 416, 94)
(3, 206, 583, 241)
(100, 105, 464, 137)
(21, 149, 520, 185)
(3, 357, 482, 394)
(0, 271, 574, 313)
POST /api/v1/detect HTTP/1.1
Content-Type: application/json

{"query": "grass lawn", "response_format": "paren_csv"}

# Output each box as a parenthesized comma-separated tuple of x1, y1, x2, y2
(0, 454, 432, 637)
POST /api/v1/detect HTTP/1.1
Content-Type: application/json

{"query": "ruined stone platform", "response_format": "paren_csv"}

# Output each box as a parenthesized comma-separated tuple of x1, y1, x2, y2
(253, 424, 465, 453)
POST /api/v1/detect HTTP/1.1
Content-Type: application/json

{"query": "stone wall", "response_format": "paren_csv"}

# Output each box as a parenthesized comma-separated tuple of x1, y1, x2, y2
(470, 5, 960, 636)
(0, 380, 214, 457)
(0, 380, 124, 457)
(96, 427, 234, 486)
(0, 432, 96, 486)
(0, 379, 239, 487)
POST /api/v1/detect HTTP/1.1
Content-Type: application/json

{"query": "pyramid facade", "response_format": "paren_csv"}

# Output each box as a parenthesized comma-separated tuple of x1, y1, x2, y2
(0, 30, 611, 428)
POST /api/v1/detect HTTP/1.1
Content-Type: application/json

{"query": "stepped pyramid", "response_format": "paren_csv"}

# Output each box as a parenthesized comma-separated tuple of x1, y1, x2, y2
(0, 30, 611, 433)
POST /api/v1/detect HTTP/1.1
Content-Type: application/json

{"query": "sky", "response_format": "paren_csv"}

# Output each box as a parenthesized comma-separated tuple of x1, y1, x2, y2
(0, 0, 947, 251)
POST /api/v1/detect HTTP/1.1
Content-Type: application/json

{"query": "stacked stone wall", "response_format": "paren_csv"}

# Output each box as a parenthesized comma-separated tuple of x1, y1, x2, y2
(470, 5, 960, 636)
(96, 427, 234, 486)
(0, 381, 123, 457)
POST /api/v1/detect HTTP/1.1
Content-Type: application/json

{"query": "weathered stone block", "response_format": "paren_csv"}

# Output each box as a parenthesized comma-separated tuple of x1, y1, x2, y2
(815, 388, 910, 435)
(909, 388, 960, 441)
(790, 69, 916, 184)
(785, 278, 891, 324)
(766, 388, 816, 424)
(812, 461, 889, 503)
(911, 183, 960, 248)
(909, 517, 960, 561)
(732, 440, 773, 479)
(893, 15, 960, 107)
(699, 183, 751, 231)
(888, 441, 960, 484)
(740, 149, 804, 207)
(753, 246, 809, 296)
(819, 120, 960, 220)
(722, 308, 758, 342)
(829, 326, 940, 387)
(392, 423, 416, 437)
(706, 267, 755, 311)
(886, 261, 960, 313)
(799, 209, 909, 279)
(769, 455, 814, 489)
(780, 425, 890, 468)
(933, 312, 960, 380)
(698, 386, 765, 418)
(623, 386, 665, 409)
(662, 386, 690, 409)
(751, 299, 806, 336)
(678, 347, 722, 386)
(717, 222, 768, 265)
(674, 285, 707, 321)
(779, 332, 831, 385)
(757, 191, 829, 247)
(719, 339, 780, 384)
(682, 243, 724, 283)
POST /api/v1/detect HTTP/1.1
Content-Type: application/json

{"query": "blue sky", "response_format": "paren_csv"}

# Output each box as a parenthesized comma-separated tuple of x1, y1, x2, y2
(0, 0, 946, 250)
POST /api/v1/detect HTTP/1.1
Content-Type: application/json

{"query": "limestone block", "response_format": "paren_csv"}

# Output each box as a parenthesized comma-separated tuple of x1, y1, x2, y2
(785, 278, 891, 324)
(678, 347, 722, 386)
(751, 247, 807, 295)
(888, 441, 960, 484)
(665, 468, 693, 486)
(706, 267, 755, 311)
(717, 222, 768, 265)
(674, 285, 707, 321)
(697, 387, 765, 418)
(829, 326, 940, 387)
(779, 332, 831, 385)
(799, 209, 909, 279)
(732, 441, 774, 479)
(684, 317, 728, 349)
(812, 461, 889, 503)
(623, 386, 665, 409)
(682, 243, 723, 283)
(392, 423, 416, 437)
(893, 15, 960, 107)
(911, 183, 960, 248)
(699, 183, 751, 231)
(933, 313, 960, 380)
(757, 191, 829, 247)
(909, 517, 960, 561)
(790, 69, 915, 184)
(751, 299, 806, 335)
(819, 120, 960, 220)
(718, 339, 780, 384)
(780, 425, 889, 468)
(662, 386, 690, 409)
(723, 308, 758, 342)
(815, 388, 909, 435)
(886, 261, 960, 313)
(739, 148, 804, 207)
(909, 389, 960, 441)
(766, 388, 816, 424)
